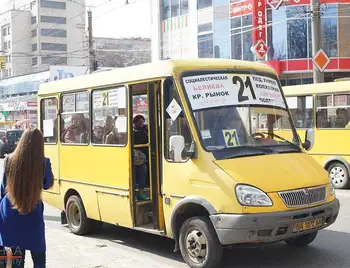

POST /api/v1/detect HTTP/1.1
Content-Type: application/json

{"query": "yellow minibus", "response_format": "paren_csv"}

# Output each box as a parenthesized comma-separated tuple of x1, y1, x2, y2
(38, 59, 339, 268)
(282, 80, 350, 189)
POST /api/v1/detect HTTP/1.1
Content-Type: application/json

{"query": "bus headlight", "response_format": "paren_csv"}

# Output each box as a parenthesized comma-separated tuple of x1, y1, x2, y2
(235, 184, 273, 206)
(329, 177, 335, 196)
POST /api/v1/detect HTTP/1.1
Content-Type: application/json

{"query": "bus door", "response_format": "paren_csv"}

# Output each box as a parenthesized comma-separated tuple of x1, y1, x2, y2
(130, 81, 165, 231)
(40, 97, 61, 194)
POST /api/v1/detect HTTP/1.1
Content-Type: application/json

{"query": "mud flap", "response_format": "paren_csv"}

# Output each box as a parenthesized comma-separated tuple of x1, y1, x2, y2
(61, 210, 67, 225)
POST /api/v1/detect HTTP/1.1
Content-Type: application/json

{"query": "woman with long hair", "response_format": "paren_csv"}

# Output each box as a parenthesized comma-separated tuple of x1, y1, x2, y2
(0, 128, 54, 268)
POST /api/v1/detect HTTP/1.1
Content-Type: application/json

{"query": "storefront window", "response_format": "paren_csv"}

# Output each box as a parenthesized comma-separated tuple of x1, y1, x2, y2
(198, 33, 213, 58)
(214, 19, 230, 59)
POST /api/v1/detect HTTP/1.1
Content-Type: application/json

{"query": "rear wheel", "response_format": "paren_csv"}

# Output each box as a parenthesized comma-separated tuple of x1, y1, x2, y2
(285, 231, 318, 247)
(66, 195, 93, 235)
(328, 162, 350, 189)
(179, 216, 223, 268)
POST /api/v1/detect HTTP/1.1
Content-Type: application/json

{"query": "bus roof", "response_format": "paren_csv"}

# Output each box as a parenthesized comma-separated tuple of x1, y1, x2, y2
(38, 59, 277, 96)
(283, 80, 350, 96)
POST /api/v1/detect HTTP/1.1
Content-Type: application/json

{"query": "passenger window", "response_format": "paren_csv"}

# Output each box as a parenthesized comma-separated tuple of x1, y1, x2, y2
(61, 91, 90, 144)
(92, 86, 127, 145)
(283, 96, 313, 129)
(41, 98, 58, 143)
(316, 94, 350, 129)
(163, 78, 193, 161)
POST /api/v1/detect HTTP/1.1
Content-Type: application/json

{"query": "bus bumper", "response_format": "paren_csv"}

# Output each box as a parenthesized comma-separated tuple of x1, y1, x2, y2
(210, 198, 340, 246)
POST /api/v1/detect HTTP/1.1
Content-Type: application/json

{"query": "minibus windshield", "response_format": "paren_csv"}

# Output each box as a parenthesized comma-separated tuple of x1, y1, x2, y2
(181, 71, 301, 157)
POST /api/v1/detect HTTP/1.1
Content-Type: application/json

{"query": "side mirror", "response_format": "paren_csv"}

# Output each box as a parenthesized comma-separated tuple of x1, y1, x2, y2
(303, 128, 314, 151)
(169, 135, 185, 162)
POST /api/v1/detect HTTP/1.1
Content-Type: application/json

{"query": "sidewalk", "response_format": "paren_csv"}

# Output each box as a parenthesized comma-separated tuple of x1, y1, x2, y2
(21, 225, 180, 268)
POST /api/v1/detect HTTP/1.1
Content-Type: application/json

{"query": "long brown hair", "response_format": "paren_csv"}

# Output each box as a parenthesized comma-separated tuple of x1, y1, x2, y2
(5, 128, 45, 214)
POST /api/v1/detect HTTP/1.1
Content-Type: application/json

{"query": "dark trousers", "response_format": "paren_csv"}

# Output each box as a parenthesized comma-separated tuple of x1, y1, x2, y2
(0, 247, 46, 268)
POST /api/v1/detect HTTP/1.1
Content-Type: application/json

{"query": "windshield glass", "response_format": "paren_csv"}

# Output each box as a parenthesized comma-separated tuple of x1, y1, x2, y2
(182, 72, 301, 158)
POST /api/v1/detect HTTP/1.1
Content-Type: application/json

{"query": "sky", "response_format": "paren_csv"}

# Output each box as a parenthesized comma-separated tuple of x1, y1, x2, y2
(86, 0, 152, 39)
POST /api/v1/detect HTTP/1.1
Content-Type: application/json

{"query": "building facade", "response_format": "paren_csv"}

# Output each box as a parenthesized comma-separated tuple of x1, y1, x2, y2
(0, 65, 89, 127)
(151, 0, 350, 85)
(0, 0, 88, 78)
(94, 37, 152, 68)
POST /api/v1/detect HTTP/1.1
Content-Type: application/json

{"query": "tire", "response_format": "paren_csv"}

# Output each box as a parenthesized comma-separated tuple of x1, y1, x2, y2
(65, 195, 92, 235)
(328, 162, 350, 189)
(179, 216, 223, 268)
(91, 220, 103, 233)
(285, 231, 318, 247)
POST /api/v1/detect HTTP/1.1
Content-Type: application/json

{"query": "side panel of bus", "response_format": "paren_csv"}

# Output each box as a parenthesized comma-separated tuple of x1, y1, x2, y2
(57, 87, 133, 228)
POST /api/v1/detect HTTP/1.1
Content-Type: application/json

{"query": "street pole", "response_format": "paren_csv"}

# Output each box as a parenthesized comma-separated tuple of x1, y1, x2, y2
(88, 10, 96, 73)
(311, 0, 324, 83)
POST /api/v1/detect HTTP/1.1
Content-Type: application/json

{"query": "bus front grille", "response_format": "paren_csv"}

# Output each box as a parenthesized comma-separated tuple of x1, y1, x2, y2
(278, 186, 327, 208)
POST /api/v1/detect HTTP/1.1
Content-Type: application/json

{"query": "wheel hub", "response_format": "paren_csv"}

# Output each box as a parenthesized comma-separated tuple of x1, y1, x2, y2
(186, 230, 207, 263)
(330, 166, 345, 185)
(68, 203, 81, 229)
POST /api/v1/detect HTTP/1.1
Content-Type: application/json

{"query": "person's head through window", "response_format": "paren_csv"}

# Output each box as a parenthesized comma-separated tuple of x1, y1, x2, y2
(93, 126, 104, 143)
(5, 128, 45, 214)
(71, 113, 85, 132)
(335, 108, 349, 127)
(104, 115, 115, 134)
(133, 114, 146, 130)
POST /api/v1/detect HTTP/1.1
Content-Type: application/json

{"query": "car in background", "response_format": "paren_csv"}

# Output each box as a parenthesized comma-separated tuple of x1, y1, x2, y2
(0, 129, 24, 158)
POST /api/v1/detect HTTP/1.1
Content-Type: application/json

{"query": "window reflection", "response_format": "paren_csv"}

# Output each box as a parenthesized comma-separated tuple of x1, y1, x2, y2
(287, 17, 308, 59)
(171, 0, 179, 17)
(180, 0, 188, 15)
(198, 0, 212, 10)
(162, 0, 170, 20)
(267, 7, 287, 60)
(214, 19, 230, 59)
(230, 15, 253, 61)
(198, 33, 214, 58)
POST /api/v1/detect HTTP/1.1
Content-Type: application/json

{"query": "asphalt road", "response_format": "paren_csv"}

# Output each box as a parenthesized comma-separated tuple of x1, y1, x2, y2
(0, 158, 350, 267)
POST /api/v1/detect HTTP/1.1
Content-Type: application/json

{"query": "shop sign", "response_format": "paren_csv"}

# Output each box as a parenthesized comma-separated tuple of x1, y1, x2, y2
(251, 0, 268, 59)
(230, 0, 252, 17)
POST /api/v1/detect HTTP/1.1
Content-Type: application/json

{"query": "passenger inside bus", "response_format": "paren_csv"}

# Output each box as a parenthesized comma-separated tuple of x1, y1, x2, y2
(335, 108, 349, 128)
(61, 113, 89, 143)
(103, 115, 119, 144)
(92, 126, 104, 144)
(133, 114, 149, 201)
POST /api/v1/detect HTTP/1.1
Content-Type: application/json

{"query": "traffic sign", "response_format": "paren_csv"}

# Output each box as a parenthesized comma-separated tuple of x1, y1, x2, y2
(251, 40, 269, 60)
(0, 56, 5, 70)
(267, 0, 283, 9)
(312, 49, 330, 72)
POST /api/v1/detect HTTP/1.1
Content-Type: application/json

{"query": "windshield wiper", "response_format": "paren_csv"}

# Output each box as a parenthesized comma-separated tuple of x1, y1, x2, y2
(258, 132, 300, 149)
(214, 145, 279, 160)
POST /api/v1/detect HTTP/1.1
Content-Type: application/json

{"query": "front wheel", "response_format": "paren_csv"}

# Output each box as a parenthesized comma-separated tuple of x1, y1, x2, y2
(328, 162, 350, 189)
(66, 195, 93, 235)
(285, 231, 318, 247)
(179, 216, 223, 268)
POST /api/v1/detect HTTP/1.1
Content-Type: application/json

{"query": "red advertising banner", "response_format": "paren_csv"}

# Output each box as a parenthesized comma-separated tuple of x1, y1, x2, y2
(230, 0, 252, 17)
(252, 0, 267, 45)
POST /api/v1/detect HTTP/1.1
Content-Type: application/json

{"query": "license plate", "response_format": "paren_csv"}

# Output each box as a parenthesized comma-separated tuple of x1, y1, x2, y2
(293, 218, 322, 233)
